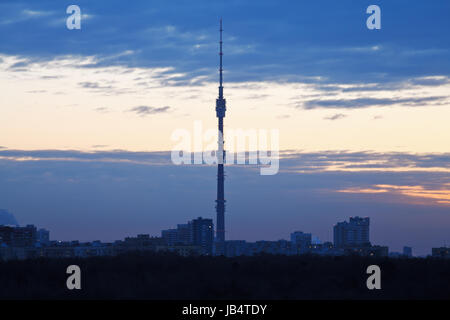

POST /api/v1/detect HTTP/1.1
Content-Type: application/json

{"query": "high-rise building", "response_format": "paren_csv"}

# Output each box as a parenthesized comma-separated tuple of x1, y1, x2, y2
(214, 19, 227, 256)
(191, 217, 214, 255)
(333, 217, 370, 248)
(290, 231, 312, 254)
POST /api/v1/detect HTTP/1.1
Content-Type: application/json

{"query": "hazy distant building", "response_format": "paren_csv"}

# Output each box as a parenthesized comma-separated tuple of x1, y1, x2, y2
(254, 240, 291, 255)
(0, 226, 13, 246)
(389, 251, 402, 258)
(73, 241, 114, 258)
(432, 247, 450, 259)
(0, 224, 37, 247)
(162, 223, 195, 246)
(346, 245, 388, 257)
(0, 209, 18, 226)
(176, 223, 192, 244)
(191, 217, 214, 255)
(37, 228, 50, 246)
(123, 234, 165, 250)
(334, 217, 370, 248)
(290, 231, 312, 254)
(403, 246, 412, 257)
(225, 240, 247, 257)
(161, 228, 178, 246)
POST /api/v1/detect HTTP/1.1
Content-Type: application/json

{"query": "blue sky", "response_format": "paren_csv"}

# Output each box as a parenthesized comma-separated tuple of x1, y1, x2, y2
(0, 0, 449, 255)
(1, 0, 449, 83)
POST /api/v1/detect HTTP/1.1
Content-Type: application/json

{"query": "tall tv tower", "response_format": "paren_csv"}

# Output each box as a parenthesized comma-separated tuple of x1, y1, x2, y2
(215, 19, 226, 256)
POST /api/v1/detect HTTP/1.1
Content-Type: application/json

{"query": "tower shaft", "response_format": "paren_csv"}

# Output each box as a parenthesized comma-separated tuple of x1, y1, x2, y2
(215, 19, 226, 255)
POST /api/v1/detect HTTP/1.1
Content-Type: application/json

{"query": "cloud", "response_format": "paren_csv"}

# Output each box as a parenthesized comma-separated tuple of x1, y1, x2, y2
(278, 150, 450, 174)
(311, 77, 450, 94)
(0, 149, 170, 166)
(79, 81, 113, 90)
(301, 96, 447, 110)
(0, 7, 55, 25)
(337, 184, 450, 206)
(8, 61, 29, 69)
(78, 80, 139, 96)
(0, 1, 449, 85)
(94, 107, 109, 113)
(409, 76, 450, 87)
(40, 75, 62, 80)
(324, 113, 346, 120)
(1, 149, 449, 174)
(128, 106, 171, 116)
(244, 94, 270, 100)
(22, 9, 53, 17)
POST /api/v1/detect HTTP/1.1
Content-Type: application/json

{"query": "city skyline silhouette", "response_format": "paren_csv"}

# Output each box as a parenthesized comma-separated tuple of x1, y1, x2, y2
(0, 1, 449, 257)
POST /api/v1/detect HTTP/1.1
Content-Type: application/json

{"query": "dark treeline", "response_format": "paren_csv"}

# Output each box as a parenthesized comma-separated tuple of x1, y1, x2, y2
(0, 252, 449, 300)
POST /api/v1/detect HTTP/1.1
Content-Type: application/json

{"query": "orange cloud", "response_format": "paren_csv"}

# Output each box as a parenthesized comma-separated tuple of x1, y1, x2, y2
(337, 184, 450, 206)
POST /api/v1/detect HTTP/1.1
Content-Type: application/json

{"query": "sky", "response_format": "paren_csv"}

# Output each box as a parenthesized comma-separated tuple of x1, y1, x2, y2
(0, 0, 449, 255)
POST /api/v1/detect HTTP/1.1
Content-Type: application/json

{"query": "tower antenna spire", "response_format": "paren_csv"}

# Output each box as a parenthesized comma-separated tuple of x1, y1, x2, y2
(219, 18, 224, 99)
